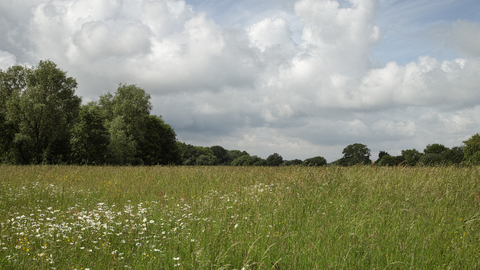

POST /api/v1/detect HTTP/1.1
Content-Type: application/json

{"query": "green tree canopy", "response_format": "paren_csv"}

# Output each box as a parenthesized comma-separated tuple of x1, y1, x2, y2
(378, 154, 397, 166)
(225, 150, 249, 165)
(284, 159, 303, 166)
(210, 145, 228, 165)
(0, 65, 28, 163)
(106, 116, 137, 165)
(137, 115, 180, 165)
(463, 134, 480, 164)
(419, 153, 442, 166)
(303, 156, 327, 166)
(99, 84, 152, 143)
(401, 149, 422, 166)
(70, 103, 109, 165)
(266, 153, 283, 166)
(3, 60, 81, 164)
(231, 155, 251, 166)
(177, 143, 216, 165)
(375, 151, 389, 164)
(339, 143, 371, 166)
(442, 146, 464, 165)
(424, 144, 449, 155)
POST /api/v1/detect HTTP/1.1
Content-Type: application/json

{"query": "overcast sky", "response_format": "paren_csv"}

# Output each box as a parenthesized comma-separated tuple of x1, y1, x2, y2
(1, 0, 480, 162)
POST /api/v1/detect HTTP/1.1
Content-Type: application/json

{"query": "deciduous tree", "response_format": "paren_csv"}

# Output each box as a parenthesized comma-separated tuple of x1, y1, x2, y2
(70, 103, 109, 165)
(339, 143, 371, 166)
(463, 134, 480, 164)
(303, 156, 327, 166)
(266, 153, 283, 166)
(4, 61, 81, 164)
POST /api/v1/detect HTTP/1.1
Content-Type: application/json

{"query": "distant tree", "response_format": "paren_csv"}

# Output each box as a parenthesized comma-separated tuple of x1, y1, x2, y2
(375, 151, 389, 164)
(249, 155, 267, 166)
(196, 154, 217, 166)
(136, 115, 180, 165)
(176, 142, 216, 165)
(70, 103, 109, 165)
(401, 149, 422, 166)
(442, 146, 464, 165)
(176, 142, 194, 165)
(395, 155, 405, 165)
(378, 154, 397, 166)
(339, 143, 371, 166)
(231, 155, 251, 166)
(98, 84, 152, 164)
(420, 143, 450, 166)
(419, 153, 442, 166)
(106, 116, 137, 165)
(98, 84, 152, 140)
(0, 65, 27, 163)
(226, 150, 249, 165)
(210, 145, 228, 165)
(424, 144, 449, 155)
(284, 159, 303, 166)
(303, 156, 327, 166)
(463, 134, 480, 165)
(266, 153, 283, 166)
(3, 60, 81, 164)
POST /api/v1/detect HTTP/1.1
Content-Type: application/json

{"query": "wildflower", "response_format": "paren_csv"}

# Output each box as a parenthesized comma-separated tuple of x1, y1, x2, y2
(149, 220, 154, 224)
(173, 257, 180, 260)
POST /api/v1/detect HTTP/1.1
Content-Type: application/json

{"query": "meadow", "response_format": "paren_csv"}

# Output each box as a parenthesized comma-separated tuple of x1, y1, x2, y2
(0, 165, 479, 269)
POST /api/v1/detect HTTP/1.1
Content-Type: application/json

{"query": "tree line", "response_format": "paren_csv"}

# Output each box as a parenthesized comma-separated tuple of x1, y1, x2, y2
(333, 141, 480, 166)
(1, 60, 480, 166)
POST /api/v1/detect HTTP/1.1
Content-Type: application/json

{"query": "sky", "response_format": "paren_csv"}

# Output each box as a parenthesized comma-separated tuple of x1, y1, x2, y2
(1, 0, 480, 162)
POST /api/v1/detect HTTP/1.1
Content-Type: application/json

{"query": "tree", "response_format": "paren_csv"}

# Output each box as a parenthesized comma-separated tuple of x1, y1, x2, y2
(249, 155, 266, 166)
(98, 84, 152, 164)
(106, 116, 137, 165)
(225, 150, 249, 165)
(303, 156, 327, 166)
(0, 65, 28, 163)
(284, 159, 303, 166)
(266, 153, 283, 166)
(137, 115, 180, 165)
(339, 143, 371, 166)
(395, 155, 405, 165)
(419, 153, 442, 166)
(231, 155, 251, 166)
(196, 154, 217, 166)
(70, 103, 109, 165)
(378, 154, 397, 166)
(424, 144, 449, 155)
(442, 146, 464, 165)
(421, 144, 448, 166)
(176, 142, 216, 165)
(375, 151, 389, 164)
(99, 84, 152, 142)
(463, 134, 480, 164)
(210, 145, 228, 165)
(230, 155, 266, 166)
(401, 149, 422, 166)
(4, 60, 81, 164)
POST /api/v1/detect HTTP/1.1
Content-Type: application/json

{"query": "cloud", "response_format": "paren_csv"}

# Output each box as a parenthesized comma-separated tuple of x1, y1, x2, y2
(0, 50, 17, 70)
(248, 17, 294, 52)
(446, 20, 480, 58)
(2, 0, 480, 161)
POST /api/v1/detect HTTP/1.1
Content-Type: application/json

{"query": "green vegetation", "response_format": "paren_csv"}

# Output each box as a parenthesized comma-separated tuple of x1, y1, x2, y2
(3, 60, 480, 167)
(1, 165, 479, 269)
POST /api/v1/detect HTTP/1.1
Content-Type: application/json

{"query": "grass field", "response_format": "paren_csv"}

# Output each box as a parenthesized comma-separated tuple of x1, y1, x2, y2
(1, 165, 479, 269)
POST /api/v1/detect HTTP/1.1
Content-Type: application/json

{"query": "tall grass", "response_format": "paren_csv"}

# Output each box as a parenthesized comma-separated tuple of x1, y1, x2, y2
(1, 165, 479, 269)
